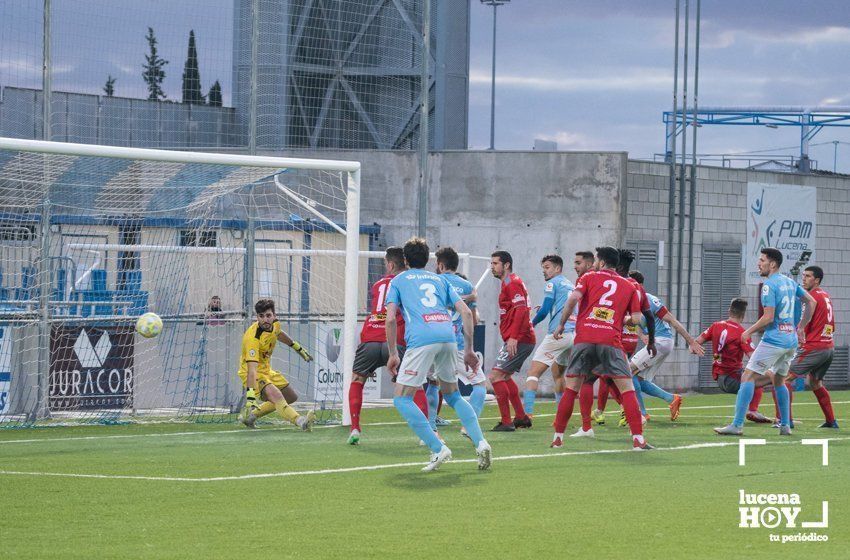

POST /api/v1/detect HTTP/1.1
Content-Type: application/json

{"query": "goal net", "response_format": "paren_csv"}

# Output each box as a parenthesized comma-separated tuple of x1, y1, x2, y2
(0, 137, 361, 427)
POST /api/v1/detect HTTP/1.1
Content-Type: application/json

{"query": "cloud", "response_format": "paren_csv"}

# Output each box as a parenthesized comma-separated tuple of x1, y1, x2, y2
(533, 130, 595, 149)
(755, 25, 850, 45)
(0, 59, 75, 79)
(469, 68, 671, 93)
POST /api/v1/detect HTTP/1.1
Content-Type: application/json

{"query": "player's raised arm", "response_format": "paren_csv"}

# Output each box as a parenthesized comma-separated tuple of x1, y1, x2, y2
(694, 323, 712, 346)
(660, 310, 705, 356)
(532, 290, 554, 327)
(277, 328, 312, 362)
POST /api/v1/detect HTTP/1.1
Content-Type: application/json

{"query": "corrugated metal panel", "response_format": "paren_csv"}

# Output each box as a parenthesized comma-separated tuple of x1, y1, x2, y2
(699, 247, 741, 387)
(627, 241, 659, 295)
(825, 346, 849, 387)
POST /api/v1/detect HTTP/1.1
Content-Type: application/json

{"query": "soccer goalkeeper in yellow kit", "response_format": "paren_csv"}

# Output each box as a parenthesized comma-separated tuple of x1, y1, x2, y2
(238, 298, 316, 430)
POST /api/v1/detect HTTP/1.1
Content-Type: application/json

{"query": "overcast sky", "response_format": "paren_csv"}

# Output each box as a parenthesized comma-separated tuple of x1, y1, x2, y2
(3, 0, 850, 171)
(468, 0, 850, 171)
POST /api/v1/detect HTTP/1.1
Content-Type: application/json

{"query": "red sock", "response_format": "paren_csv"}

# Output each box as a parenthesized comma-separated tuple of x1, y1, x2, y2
(609, 381, 623, 405)
(579, 382, 594, 431)
(597, 381, 609, 412)
(748, 386, 764, 412)
(814, 386, 836, 423)
(553, 388, 578, 433)
(413, 389, 428, 418)
(492, 380, 512, 424)
(348, 381, 364, 431)
(506, 377, 527, 420)
(621, 389, 643, 438)
(437, 391, 444, 415)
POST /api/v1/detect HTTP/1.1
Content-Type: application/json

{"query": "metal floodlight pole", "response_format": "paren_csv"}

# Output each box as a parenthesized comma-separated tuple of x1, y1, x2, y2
(249, 0, 259, 154)
(481, 0, 509, 150)
(676, 0, 690, 321)
(686, 0, 700, 333)
(666, 0, 680, 314)
(417, 0, 431, 238)
(42, 0, 52, 140)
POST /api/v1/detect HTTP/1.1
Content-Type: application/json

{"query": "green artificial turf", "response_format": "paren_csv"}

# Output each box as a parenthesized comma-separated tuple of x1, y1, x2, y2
(1, 391, 847, 559)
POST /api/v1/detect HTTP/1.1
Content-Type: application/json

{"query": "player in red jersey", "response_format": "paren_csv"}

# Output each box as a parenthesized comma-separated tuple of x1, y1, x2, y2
(489, 250, 536, 431)
(694, 298, 770, 423)
(583, 249, 656, 431)
(785, 266, 838, 428)
(551, 246, 653, 450)
(347, 247, 425, 445)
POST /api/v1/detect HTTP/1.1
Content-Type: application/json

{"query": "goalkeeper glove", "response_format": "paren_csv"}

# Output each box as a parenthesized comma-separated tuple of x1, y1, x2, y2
(245, 388, 257, 410)
(291, 341, 313, 362)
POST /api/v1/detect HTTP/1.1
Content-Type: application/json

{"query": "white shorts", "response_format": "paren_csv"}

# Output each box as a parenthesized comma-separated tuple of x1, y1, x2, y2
(629, 336, 674, 381)
(746, 342, 796, 377)
(531, 333, 574, 367)
(455, 349, 486, 385)
(396, 342, 459, 387)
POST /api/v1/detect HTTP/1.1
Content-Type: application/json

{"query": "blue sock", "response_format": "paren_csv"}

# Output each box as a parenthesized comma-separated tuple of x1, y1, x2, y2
(555, 391, 563, 406)
(523, 389, 536, 415)
(469, 384, 486, 417)
(425, 383, 440, 431)
(632, 375, 647, 415)
(775, 383, 791, 427)
(639, 378, 674, 404)
(394, 396, 442, 453)
(733, 381, 755, 428)
(444, 391, 484, 447)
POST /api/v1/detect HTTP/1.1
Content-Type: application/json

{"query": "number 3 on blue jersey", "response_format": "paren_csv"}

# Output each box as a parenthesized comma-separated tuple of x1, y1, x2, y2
(419, 283, 438, 307)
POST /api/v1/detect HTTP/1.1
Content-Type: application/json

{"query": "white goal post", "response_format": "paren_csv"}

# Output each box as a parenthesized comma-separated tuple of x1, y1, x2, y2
(0, 137, 361, 426)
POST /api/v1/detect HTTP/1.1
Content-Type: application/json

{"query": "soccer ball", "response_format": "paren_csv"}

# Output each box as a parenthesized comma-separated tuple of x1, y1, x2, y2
(136, 312, 163, 339)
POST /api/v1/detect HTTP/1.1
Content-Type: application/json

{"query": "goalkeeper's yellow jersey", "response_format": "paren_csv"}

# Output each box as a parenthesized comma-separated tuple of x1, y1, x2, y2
(238, 321, 281, 377)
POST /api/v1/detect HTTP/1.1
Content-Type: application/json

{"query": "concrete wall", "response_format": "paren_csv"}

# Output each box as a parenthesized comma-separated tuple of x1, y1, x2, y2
(290, 149, 628, 374)
(626, 161, 850, 392)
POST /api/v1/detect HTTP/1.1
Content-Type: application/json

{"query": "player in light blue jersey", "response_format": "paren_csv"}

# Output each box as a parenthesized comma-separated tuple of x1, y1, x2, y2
(386, 237, 492, 472)
(435, 247, 488, 436)
(523, 254, 576, 418)
(628, 273, 703, 423)
(716, 247, 816, 436)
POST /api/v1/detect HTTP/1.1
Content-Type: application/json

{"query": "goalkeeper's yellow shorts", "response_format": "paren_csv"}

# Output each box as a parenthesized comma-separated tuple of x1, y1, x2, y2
(238, 369, 290, 396)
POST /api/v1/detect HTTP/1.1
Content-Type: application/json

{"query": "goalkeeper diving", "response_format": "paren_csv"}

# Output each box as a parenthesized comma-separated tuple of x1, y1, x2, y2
(237, 298, 316, 430)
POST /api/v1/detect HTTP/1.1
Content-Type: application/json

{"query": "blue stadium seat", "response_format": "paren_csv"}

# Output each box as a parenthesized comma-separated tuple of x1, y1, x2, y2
(14, 266, 38, 301)
(115, 269, 148, 316)
(0, 268, 9, 301)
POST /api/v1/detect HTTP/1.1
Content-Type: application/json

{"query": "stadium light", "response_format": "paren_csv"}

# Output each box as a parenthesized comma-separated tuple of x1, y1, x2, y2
(480, 0, 510, 150)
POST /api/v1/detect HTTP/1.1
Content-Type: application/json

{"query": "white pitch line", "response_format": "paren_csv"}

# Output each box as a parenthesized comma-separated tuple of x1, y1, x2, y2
(0, 400, 846, 446)
(1, 436, 848, 483)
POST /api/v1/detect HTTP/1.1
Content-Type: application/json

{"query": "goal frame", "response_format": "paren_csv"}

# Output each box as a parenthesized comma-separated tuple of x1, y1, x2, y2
(0, 137, 361, 425)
